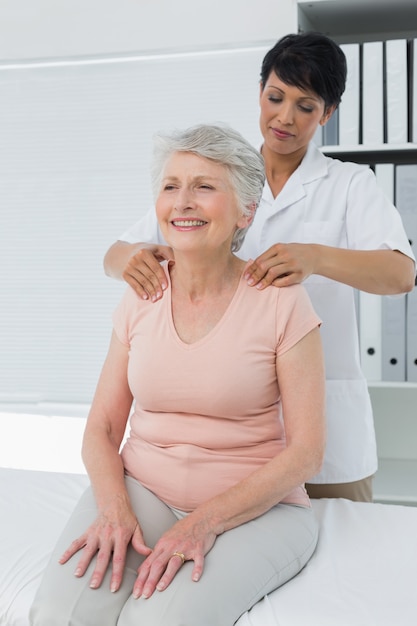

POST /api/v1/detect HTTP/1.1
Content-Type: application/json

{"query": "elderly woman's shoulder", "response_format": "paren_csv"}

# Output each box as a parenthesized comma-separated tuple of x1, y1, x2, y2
(243, 280, 309, 308)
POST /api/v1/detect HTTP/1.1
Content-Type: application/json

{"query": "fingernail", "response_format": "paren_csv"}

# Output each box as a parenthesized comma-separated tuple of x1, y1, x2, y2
(162, 282, 167, 290)
(110, 584, 117, 593)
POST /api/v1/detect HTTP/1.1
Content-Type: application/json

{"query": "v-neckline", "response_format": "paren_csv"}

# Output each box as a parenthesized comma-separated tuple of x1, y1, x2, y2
(164, 261, 249, 349)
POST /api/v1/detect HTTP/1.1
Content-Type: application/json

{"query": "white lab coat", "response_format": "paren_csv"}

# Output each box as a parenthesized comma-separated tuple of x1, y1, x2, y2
(119, 142, 415, 484)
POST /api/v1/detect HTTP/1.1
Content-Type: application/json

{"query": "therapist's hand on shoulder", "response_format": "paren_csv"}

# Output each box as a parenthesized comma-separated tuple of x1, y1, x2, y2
(245, 243, 318, 289)
(123, 244, 174, 301)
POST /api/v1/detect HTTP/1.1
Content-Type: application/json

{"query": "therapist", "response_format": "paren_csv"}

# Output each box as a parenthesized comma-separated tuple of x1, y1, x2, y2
(103, 32, 416, 502)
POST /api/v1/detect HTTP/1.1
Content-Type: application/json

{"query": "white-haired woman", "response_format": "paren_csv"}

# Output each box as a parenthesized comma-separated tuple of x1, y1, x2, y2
(30, 124, 325, 626)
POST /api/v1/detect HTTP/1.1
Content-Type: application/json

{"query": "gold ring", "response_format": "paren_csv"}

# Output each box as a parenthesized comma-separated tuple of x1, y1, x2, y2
(172, 551, 186, 565)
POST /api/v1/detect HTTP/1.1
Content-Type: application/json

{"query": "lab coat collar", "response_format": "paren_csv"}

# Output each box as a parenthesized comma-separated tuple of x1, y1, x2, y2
(261, 141, 329, 212)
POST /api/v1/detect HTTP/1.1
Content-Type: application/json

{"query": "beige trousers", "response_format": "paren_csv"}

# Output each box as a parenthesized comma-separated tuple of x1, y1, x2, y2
(306, 474, 374, 502)
(30, 475, 318, 626)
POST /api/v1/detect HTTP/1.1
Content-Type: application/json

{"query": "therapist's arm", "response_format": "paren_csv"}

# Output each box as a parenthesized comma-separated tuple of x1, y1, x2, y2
(104, 241, 174, 300)
(244, 245, 415, 295)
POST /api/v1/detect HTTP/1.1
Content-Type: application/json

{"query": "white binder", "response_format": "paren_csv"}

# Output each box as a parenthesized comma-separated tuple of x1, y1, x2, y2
(375, 163, 395, 203)
(339, 43, 360, 146)
(395, 164, 417, 261)
(358, 163, 396, 382)
(412, 39, 417, 144)
(359, 292, 382, 381)
(362, 41, 384, 145)
(406, 286, 417, 382)
(385, 39, 409, 144)
(376, 162, 407, 381)
(394, 165, 417, 382)
(381, 295, 406, 382)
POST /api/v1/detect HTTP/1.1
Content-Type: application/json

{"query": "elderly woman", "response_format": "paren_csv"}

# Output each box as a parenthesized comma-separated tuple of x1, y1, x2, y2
(30, 124, 325, 626)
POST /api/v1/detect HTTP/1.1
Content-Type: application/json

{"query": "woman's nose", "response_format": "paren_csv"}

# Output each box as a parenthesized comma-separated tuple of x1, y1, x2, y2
(174, 188, 195, 212)
(277, 103, 294, 125)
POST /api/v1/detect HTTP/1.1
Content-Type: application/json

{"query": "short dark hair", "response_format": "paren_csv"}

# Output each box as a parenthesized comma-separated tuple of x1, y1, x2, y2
(260, 32, 347, 110)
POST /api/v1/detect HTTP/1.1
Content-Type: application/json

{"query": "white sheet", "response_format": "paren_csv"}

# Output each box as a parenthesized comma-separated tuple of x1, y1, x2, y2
(0, 469, 88, 626)
(2, 468, 417, 626)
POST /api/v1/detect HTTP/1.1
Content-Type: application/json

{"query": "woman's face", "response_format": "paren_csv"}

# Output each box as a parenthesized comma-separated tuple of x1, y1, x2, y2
(156, 152, 251, 254)
(259, 71, 334, 157)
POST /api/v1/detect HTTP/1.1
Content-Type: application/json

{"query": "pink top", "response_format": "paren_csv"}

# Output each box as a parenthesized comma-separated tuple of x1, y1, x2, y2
(113, 263, 321, 512)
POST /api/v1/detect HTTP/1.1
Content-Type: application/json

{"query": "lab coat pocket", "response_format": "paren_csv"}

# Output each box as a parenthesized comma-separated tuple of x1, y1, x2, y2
(302, 220, 345, 247)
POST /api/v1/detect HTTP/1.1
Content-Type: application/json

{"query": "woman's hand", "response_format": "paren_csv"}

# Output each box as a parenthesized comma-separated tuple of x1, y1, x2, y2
(244, 243, 317, 290)
(245, 244, 416, 295)
(132, 512, 217, 599)
(59, 502, 152, 593)
(122, 244, 174, 301)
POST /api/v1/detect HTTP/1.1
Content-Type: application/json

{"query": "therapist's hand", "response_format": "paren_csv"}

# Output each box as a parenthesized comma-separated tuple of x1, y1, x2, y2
(244, 243, 318, 289)
(123, 244, 174, 301)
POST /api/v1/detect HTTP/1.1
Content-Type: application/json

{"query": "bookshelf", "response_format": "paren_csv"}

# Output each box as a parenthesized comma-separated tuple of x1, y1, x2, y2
(297, 0, 417, 44)
(297, 0, 417, 506)
(322, 144, 417, 166)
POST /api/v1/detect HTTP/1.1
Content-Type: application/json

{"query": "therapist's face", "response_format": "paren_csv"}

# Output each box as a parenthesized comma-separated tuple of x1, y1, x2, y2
(259, 71, 334, 157)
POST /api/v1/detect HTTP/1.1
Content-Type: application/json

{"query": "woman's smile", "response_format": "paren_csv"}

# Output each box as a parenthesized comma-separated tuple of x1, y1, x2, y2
(171, 218, 208, 229)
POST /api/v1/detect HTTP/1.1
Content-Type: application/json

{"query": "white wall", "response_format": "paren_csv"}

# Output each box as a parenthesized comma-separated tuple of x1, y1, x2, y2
(0, 0, 296, 61)
(0, 1, 297, 406)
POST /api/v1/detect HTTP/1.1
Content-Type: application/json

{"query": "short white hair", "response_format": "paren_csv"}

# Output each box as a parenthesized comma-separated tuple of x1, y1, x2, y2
(151, 124, 265, 251)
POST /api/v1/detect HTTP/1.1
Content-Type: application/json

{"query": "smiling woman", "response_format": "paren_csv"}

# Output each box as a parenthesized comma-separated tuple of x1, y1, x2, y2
(151, 124, 263, 254)
(30, 123, 326, 626)
(156, 152, 250, 258)
(151, 126, 262, 342)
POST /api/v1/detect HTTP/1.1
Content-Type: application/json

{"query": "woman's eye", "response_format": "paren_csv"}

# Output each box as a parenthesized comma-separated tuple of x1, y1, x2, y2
(299, 105, 314, 113)
(268, 96, 281, 104)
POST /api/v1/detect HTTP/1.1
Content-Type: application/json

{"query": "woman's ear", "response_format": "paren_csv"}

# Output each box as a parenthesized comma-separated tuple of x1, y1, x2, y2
(320, 105, 337, 127)
(237, 203, 256, 229)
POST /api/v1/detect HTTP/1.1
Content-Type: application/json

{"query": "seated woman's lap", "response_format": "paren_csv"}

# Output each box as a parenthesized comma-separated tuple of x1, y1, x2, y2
(29, 477, 178, 626)
(30, 477, 318, 626)
(119, 501, 318, 626)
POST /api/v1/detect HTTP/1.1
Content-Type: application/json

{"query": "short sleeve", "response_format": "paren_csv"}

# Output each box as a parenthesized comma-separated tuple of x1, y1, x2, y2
(112, 286, 140, 346)
(346, 166, 415, 260)
(275, 284, 322, 356)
